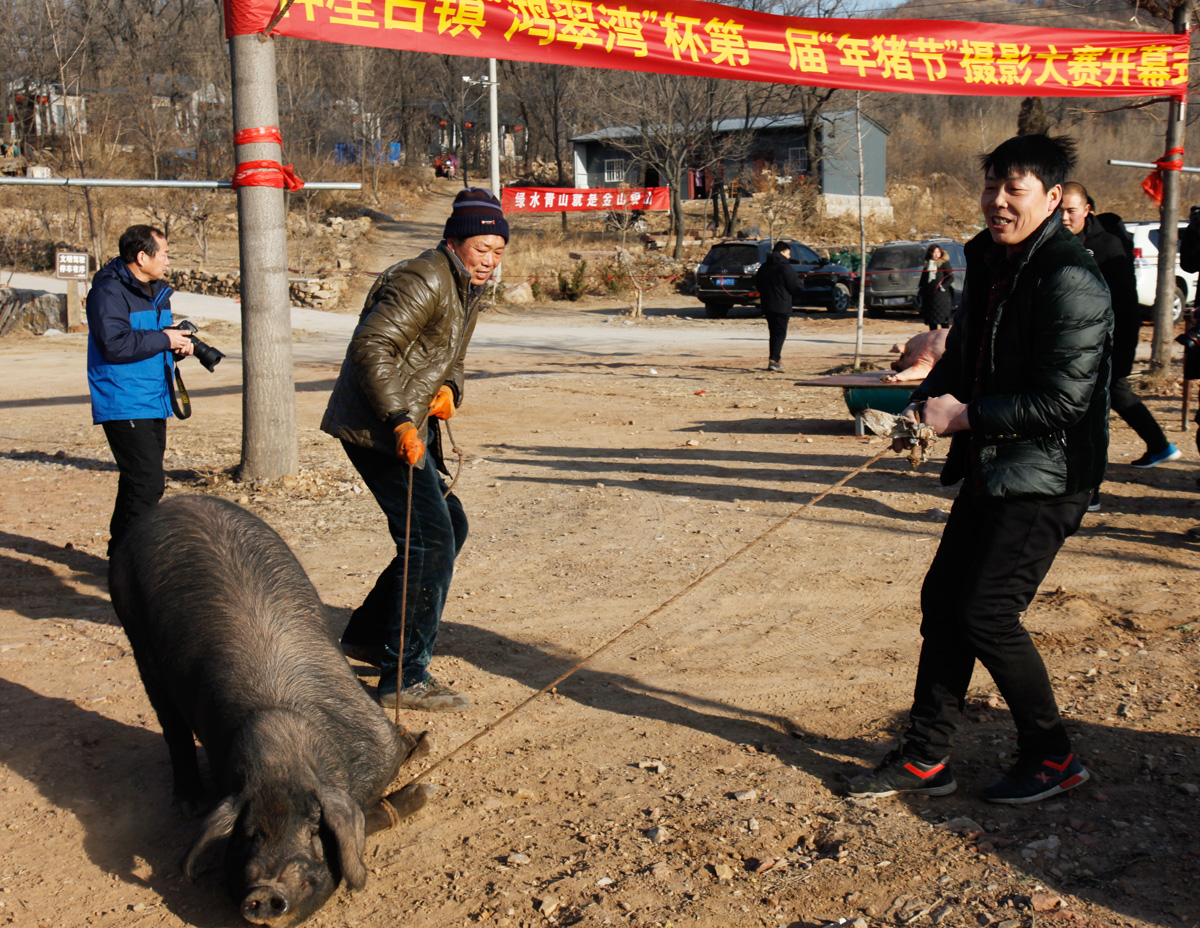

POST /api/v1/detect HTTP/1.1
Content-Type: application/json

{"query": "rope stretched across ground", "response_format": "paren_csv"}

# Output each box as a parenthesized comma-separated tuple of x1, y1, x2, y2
(399, 445, 894, 789)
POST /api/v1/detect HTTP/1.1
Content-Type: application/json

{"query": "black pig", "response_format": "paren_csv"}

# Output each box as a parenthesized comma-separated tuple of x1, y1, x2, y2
(109, 495, 429, 926)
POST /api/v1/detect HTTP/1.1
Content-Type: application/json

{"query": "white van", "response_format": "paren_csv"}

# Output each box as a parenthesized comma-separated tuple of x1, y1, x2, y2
(1125, 220, 1195, 324)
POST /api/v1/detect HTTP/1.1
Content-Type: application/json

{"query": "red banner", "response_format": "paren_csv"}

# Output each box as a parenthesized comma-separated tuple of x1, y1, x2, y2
(503, 186, 669, 212)
(226, 0, 1187, 99)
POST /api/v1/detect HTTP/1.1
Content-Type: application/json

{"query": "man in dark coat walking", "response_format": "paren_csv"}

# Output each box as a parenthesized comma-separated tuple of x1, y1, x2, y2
(753, 241, 802, 372)
(848, 135, 1111, 805)
(1060, 182, 1178, 497)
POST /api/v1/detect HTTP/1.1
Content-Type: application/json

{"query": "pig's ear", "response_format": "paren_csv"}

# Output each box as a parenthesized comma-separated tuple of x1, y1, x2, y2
(183, 794, 245, 880)
(319, 787, 367, 890)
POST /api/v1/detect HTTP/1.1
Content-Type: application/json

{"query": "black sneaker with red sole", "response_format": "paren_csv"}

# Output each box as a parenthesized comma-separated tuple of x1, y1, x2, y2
(846, 749, 957, 798)
(981, 751, 1089, 804)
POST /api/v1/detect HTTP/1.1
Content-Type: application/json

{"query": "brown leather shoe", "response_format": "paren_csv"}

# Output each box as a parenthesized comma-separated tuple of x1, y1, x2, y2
(379, 678, 470, 712)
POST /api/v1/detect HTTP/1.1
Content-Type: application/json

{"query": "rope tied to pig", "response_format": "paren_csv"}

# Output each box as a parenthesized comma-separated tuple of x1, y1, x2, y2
(399, 445, 893, 789)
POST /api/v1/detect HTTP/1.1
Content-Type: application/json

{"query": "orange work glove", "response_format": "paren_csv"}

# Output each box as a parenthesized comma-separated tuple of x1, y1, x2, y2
(393, 422, 425, 466)
(429, 385, 456, 420)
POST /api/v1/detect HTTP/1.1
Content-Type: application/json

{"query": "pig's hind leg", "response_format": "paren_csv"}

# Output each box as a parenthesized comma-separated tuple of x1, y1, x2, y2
(139, 676, 205, 814)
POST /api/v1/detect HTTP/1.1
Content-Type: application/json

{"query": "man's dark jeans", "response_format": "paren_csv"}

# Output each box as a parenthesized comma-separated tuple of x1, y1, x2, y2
(101, 418, 167, 555)
(340, 441, 467, 690)
(765, 311, 790, 363)
(903, 490, 1089, 763)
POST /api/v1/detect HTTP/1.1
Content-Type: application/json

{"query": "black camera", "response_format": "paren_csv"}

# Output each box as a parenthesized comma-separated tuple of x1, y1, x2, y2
(1177, 320, 1200, 352)
(169, 319, 225, 372)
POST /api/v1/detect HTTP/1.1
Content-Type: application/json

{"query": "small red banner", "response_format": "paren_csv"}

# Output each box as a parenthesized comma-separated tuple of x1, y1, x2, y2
(502, 186, 670, 212)
(226, 0, 1187, 99)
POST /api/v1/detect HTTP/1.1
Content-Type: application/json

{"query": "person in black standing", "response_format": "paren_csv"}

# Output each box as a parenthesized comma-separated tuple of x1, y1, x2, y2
(754, 241, 802, 372)
(847, 134, 1111, 805)
(1180, 205, 1200, 536)
(918, 243, 954, 330)
(1060, 183, 1178, 501)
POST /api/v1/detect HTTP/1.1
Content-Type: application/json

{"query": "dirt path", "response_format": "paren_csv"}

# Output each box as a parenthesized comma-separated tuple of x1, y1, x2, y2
(2, 196, 1199, 928)
(341, 180, 462, 311)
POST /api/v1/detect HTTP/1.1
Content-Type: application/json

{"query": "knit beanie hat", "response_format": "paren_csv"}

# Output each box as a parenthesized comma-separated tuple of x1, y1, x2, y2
(444, 187, 509, 243)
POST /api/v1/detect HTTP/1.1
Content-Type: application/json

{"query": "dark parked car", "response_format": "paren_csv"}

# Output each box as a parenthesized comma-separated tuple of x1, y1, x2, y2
(863, 238, 966, 317)
(694, 238, 858, 318)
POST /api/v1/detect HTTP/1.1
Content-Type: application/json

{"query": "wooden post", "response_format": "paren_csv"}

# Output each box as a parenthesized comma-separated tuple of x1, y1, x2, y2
(230, 31, 299, 480)
(66, 280, 83, 329)
(1149, 0, 1192, 379)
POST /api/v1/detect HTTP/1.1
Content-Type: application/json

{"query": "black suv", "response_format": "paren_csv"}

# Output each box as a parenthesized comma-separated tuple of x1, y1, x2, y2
(694, 238, 858, 318)
(863, 238, 966, 317)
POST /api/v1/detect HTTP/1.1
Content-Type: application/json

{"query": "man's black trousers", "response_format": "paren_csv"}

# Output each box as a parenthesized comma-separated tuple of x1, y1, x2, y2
(1110, 375, 1169, 454)
(101, 418, 166, 555)
(902, 489, 1089, 763)
(765, 311, 790, 363)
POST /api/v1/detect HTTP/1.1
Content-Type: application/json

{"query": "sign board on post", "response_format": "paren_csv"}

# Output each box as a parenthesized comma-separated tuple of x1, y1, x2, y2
(55, 250, 89, 280)
(55, 250, 89, 330)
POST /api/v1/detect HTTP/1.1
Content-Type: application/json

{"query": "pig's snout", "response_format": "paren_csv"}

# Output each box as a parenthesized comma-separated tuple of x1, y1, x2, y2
(241, 883, 290, 924)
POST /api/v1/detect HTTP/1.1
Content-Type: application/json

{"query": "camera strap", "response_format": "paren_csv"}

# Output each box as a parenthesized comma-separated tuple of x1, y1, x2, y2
(166, 360, 192, 420)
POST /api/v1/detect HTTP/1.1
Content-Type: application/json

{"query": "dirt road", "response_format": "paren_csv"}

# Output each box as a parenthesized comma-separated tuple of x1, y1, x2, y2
(2, 208, 1199, 928)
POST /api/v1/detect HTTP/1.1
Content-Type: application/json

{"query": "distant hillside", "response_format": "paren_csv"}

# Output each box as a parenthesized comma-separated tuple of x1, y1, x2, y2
(879, 0, 1175, 33)
(846, 0, 1198, 232)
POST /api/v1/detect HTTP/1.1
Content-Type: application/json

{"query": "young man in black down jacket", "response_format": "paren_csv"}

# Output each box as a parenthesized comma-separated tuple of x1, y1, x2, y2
(1060, 182, 1178, 495)
(848, 135, 1112, 804)
(753, 241, 802, 372)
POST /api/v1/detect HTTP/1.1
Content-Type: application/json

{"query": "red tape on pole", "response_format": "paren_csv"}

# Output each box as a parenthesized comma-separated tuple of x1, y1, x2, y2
(231, 125, 305, 191)
(234, 126, 284, 147)
(1141, 146, 1184, 206)
(232, 159, 305, 190)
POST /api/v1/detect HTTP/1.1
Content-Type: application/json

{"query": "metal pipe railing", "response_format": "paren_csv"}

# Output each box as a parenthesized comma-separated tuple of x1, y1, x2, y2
(0, 177, 361, 189)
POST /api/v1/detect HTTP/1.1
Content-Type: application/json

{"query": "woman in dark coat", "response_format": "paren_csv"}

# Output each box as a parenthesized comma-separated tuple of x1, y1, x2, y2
(918, 243, 954, 329)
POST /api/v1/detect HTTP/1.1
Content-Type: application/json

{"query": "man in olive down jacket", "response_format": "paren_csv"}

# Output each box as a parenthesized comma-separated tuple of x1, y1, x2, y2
(848, 135, 1112, 804)
(322, 188, 507, 711)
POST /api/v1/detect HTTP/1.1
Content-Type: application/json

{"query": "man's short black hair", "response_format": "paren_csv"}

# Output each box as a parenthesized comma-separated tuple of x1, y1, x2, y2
(772, 240, 791, 254)
(119, 225, 165, 264)
(981, 134, 1077, 193)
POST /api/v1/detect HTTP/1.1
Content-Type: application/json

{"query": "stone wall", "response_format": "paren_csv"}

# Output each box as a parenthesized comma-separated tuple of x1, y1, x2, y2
(0, 289, 66, 336)
(165, 268, 352, 311)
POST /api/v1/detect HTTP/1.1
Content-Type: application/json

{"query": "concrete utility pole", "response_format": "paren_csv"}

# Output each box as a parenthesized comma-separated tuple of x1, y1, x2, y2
(230, 33, 299, 480)
(488, 58, 501, 196)
(1149, 0, 1192, 379)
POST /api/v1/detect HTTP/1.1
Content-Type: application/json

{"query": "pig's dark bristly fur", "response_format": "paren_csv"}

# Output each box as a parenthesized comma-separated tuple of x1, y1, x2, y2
(109, 495, 409, 926)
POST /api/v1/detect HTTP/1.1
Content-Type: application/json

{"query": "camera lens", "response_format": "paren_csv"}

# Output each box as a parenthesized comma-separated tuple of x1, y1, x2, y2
(189, 336, 225, 373)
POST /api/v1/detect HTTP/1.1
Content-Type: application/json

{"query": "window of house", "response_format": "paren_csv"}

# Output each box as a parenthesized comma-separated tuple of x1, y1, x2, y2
(787, 146, 809, 176)
(604, 158, 626, 183)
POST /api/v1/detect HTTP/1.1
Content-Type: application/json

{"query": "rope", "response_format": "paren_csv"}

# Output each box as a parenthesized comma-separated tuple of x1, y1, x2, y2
(399, 446, 892, 788)
(394, 459, 415, 729)
(441, 420, 466, 499)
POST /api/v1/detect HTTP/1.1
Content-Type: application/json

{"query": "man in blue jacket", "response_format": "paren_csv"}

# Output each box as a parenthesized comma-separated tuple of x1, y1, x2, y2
(848, 135, 1111, 805)
(87, 225, 193, 555)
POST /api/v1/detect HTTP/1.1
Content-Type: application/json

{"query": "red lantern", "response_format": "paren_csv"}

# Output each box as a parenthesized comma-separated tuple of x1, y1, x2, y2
(41, 96, 48, 104)
(512, 125, 523, 132)
(5, 114, 12, 123)
(464, 122, 473, 129)
(439, 120, 446, 127)
(15, 95, 23, 104)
